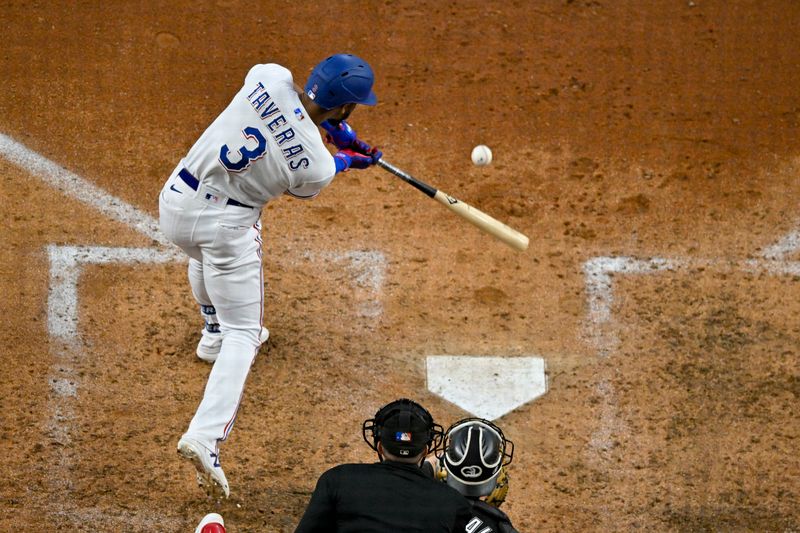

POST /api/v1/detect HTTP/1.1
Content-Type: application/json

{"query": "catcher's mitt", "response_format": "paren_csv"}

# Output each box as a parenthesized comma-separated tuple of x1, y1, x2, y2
(485, 466, 509, 508)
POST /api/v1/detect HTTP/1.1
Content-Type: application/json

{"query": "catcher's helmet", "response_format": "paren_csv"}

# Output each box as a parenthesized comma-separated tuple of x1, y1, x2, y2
(442, 418, 514, 498)
(304, 53, 377, 110)
(362, 399, 443, 458)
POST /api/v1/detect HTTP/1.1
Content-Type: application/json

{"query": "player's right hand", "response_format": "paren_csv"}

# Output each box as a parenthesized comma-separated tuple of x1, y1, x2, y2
(335, 148, 380, 170)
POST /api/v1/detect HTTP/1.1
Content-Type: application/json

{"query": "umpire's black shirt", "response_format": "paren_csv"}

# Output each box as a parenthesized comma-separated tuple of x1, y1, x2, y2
(467, 499, 520, 533)
(295, 460, 472, 532)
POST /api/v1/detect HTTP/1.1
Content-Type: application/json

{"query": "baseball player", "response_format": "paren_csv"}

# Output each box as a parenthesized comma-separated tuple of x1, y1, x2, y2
(433, 418, 520, 533)
(159, 53, 382, 499)
(294, 398, 473, 532)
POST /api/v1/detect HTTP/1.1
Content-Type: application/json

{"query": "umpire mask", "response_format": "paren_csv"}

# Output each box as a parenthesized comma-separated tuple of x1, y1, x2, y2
(362, 399, 443, 458)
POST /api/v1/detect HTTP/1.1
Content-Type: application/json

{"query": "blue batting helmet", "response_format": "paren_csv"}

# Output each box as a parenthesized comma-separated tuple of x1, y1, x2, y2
(304, 54, 377, 110)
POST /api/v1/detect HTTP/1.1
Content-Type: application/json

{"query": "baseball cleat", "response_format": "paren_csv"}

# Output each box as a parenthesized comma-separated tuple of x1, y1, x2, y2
(195, 329, 222, 363)
(177, 436, 230, 499)
(196, 327, 269, 363)
(195, 512, 226, 533)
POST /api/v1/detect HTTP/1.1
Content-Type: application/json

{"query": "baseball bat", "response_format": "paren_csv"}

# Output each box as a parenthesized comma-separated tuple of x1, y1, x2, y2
(376, 159, 529, 251)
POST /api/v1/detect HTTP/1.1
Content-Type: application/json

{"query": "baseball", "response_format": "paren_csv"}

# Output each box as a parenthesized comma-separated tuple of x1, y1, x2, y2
(471, 145, 492, 166)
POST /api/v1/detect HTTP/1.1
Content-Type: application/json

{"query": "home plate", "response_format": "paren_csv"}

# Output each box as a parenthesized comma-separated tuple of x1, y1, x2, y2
(426, 356, 548, 420)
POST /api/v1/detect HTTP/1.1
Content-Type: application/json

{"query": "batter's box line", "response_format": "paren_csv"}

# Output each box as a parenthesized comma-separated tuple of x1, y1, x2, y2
(45, 244, 387, 402)
(761, 229, 800, 261)
(582, 256, 800, 357)
(47, 245, 185, 341)
(44, 244, 183, 522)
(0, 133, 169, 247)
(46, 245, 183, 424)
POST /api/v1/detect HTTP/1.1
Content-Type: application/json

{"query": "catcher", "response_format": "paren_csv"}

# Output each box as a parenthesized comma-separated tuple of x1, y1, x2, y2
(427, 418, 520, 533)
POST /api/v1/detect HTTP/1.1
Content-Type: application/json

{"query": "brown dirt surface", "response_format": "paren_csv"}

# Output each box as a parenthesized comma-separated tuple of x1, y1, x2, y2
(2, 1, 799, 531)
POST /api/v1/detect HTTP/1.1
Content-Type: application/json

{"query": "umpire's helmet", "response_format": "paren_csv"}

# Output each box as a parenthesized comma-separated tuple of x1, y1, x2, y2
(305, 53, 377, 110)
(362, 399, 443, 458)
(442, 418, 514, 498)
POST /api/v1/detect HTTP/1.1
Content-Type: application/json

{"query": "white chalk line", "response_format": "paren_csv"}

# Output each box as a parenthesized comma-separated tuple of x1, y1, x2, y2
(0, 133, 169, 246)
(44, 245, 185, 523)
(52, 505, 184, 531)
(43, 244, 385, 526)
(582, 164, 800, 513)
(582, 256, 800, 357)
(47, 245, 184, 340)
(760, 231, 800, 261)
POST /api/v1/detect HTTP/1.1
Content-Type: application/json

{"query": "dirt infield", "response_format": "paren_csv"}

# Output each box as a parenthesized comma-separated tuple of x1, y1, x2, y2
(2, 1, 799, 531)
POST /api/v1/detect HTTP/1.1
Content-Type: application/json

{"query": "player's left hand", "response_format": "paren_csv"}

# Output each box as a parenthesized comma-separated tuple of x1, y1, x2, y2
(322, 120, 381, 160)
(322, 119, 357, 149)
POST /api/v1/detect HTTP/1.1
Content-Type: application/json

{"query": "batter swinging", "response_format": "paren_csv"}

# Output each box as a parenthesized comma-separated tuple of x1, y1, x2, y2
(158, 54, 382, 499)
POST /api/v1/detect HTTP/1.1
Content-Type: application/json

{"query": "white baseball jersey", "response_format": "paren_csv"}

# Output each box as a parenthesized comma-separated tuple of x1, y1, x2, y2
(180, 63, 336, 207)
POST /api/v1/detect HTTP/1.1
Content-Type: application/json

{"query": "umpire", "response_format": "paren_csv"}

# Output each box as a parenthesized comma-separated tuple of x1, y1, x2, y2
(294, 398, 472, 532)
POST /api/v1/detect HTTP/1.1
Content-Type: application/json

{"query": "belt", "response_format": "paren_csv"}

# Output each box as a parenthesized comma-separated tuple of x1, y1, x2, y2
(178, 168, 253, 209)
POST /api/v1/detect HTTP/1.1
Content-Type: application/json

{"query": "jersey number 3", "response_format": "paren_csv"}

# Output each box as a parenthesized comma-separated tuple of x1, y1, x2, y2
(220, 127, 267, 172)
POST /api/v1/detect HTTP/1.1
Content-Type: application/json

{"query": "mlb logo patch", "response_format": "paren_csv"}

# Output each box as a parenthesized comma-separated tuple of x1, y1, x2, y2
(294, 107, 305, 121)
(395, 432, 412, 442)
(205, 193, 222, 204)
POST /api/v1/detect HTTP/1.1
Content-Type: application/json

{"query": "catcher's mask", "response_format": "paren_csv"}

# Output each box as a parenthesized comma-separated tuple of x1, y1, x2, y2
(442, 418, 514, 498)
(362, 399, 443, 458)
(304, 53, 377, 110)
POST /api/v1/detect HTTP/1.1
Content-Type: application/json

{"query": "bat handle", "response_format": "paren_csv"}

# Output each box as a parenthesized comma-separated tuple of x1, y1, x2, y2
(376, 158, 403, 177)
(376, 159, 437, 198)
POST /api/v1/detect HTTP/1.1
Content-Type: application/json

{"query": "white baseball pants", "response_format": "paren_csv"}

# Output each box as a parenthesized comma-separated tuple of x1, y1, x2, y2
(158, 169, 264, 450)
